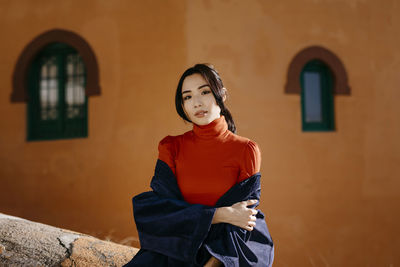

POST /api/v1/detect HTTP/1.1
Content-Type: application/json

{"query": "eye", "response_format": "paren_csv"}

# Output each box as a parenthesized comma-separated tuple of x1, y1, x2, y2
(183, 95, 191, 101)
(202, 90, 211, 95)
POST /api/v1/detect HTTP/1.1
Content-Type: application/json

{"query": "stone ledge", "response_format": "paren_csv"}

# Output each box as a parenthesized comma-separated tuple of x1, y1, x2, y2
(0, 213, 138, 266)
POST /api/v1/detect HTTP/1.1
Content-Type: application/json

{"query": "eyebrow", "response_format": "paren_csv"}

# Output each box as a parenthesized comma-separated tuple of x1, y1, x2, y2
(182, 84, 209, 95)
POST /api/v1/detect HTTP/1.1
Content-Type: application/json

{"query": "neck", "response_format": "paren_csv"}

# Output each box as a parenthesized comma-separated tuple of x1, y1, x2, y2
(192, 115, 228, 140)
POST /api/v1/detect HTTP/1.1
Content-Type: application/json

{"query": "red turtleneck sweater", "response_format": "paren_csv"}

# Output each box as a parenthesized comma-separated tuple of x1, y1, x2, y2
(158, 115, 261, 206)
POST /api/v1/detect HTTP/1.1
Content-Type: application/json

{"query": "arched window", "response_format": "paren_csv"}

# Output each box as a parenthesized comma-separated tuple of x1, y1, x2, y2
(27, 43, 87, 140)
(300, 60, 334, 131)
(11, 29, 100, 141)
(285, 46, 351, 132)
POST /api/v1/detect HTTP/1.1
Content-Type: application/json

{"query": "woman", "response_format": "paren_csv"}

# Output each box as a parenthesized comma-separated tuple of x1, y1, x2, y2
(124, 64, 273, 267)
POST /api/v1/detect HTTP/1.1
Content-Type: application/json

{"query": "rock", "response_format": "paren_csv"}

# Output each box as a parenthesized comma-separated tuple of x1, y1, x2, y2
(0, 213, 138, 266)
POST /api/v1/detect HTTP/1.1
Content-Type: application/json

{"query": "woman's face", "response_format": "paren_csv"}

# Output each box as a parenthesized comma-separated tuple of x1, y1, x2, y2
(181, 73, 221, 126)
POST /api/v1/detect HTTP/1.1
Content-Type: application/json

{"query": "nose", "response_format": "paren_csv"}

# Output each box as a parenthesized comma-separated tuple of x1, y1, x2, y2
(193, 95, 203, 108)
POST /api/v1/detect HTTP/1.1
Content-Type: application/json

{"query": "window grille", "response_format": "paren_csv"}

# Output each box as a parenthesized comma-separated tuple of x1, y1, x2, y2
(28, 43, 88, 141)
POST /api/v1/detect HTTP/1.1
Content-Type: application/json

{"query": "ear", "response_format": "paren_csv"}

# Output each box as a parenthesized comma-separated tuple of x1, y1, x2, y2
(222, 87, 227, 102)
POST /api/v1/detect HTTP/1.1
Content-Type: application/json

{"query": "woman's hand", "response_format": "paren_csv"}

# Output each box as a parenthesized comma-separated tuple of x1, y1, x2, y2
(212, 199, 258, 231)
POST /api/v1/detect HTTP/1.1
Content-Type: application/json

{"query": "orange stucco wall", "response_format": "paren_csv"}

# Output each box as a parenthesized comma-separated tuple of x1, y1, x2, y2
(0, 0, 399, 266)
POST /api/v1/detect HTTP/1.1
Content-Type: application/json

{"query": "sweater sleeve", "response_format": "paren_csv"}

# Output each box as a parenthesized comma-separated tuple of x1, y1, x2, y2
(238, 140, 261, 182)
(158, 135, 177, 176)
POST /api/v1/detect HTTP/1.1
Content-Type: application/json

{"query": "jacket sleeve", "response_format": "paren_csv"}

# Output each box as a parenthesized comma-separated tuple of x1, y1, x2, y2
(200, 211, 274, 267)
(199, 173, 274, 267)
(132, 159, 216, 263)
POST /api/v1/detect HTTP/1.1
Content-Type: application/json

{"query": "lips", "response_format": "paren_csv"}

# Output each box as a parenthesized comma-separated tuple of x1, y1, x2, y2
(194, 110, 208, 117)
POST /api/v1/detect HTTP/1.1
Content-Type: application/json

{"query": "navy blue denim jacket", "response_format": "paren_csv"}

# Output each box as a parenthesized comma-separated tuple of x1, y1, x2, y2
(123, 159, 274, 267)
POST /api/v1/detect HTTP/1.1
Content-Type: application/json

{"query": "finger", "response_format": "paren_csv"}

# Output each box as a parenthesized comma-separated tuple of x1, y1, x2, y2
(246, 199, 258, 206)
(245, 225, 254, 231)
(249, 215, 257, 221)
(248, 221, 256, 227)
(240, 200, 248, 206)
(246, 209, 257, 217)
(232, 201, 246, 208)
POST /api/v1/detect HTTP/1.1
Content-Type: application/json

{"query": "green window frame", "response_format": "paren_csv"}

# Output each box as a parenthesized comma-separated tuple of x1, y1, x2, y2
(27, 43, 88, 141)
(300, 60, 335, 132)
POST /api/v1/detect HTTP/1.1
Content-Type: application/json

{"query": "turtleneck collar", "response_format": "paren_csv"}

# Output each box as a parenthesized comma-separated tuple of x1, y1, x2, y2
(192, 115, 229, 140)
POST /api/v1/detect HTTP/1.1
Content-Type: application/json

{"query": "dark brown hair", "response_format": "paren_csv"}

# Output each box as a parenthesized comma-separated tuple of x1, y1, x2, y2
(175, 63, 236, 133)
